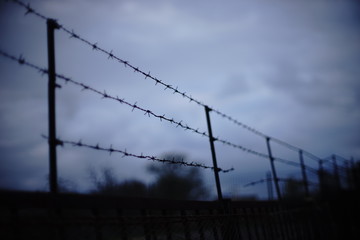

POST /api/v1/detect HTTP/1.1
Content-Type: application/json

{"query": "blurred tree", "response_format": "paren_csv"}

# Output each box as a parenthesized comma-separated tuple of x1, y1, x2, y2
(147, 153, 209, 200)
(57, 177, 77, 193)
(283, 177, 304, 200)
(88, 153, 209, 200)
(88, 167, 147, 197)
(46, 175, 77, 193)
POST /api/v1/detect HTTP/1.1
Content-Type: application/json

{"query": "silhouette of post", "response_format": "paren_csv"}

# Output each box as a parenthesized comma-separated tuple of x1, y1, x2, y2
(265, 137, 282, 200)
(47, 19, 60, 194)
(332, 155, 341, 190)
(350, 157, 358, 190)
(267, 171, 273, 200)
(299, 150, 309, 197)
(318, 160, 324, 196)
(344, 160, 351, 189)
(204, 106, 223, 201)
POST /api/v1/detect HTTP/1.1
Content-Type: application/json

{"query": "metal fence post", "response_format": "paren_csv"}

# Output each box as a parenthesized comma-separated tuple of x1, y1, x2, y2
(265, 137, 282, 200)
(318, 160, 324, 196)
(299, 150, 309, 197)
(350, 157, 358, 190)
(47, 19, 60, 194)
(332, 155, 341, 190)
(267, 171, 273, 200)
(204, 106, 223, 201)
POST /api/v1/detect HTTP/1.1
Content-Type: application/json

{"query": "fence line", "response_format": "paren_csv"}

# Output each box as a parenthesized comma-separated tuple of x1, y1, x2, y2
(10, 0, 324, 163)
(0, 49, 325, 197)
(3, 0, 355, 199)
(51, 136, 234, 173)
(273, 157, 317, 174)
(243, 178, 318, 188)
(3, 191, 358, 240)
(0, 49, 271, 161)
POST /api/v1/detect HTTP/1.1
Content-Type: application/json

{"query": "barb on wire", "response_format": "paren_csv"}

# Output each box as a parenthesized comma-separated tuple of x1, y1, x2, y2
(0, 49, 268, 163)
(43, 136, 233, 173)
(0, 49, 47, 74)
(11, 0, 324, 166)
(12, 0, 48, 20)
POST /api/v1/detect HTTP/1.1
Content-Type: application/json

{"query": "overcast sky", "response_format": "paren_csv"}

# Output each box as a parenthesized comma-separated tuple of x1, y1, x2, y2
(0, 0, 359, 199)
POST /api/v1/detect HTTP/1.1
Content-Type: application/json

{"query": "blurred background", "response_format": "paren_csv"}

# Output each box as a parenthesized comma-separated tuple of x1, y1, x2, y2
(0, 0, 359, 200)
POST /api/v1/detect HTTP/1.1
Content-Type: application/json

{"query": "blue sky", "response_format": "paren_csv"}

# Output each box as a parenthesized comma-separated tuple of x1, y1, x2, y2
(0, 0, 359, 199)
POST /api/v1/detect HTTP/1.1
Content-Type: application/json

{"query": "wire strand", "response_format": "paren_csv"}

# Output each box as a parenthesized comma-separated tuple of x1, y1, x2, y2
(9, 0, 324, 163)
(0, 49, 269, 161)
(46, 136, 234, 173)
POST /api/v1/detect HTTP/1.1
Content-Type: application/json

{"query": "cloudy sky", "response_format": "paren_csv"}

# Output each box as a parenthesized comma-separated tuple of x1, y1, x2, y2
(0, 0, 359, 199)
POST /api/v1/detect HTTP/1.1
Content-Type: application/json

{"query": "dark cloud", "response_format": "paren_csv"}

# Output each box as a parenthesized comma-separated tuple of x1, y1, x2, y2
(0, 0, 359, 199)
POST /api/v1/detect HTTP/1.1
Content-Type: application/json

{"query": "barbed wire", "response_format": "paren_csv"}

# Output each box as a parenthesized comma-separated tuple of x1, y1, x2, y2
(273, 157, 318, 174)
(270, 138, 321, 163)
(11, 0, 47, 20)
(0, 49, 207, 135)
(244, 177, 318, 188)
(43, 136, 234, 173)
(0, 49, 271, 161)
(326, 154, 350, 163)
(216, 138, 269, 159)
(9, 0, 324, 163)
(0, 49, 47, 75)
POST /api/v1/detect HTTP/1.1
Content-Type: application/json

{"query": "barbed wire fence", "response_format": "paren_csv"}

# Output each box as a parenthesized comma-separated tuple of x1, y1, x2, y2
(1, 0, 355, 200)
